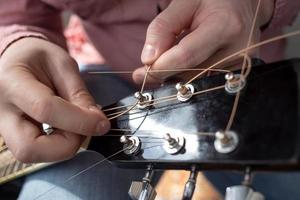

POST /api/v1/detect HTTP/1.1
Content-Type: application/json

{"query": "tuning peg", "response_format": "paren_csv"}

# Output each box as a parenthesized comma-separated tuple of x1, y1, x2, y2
(163, 133, 185, 154)
(214, 130, 239, 154)
(224, 73, 246, 94)
(182, 165, 198, 200)
(225, 185, 265, 200)
(120, 136, 141, 155)
(225, 167, 265, 200)
(175, 82, 195, 102)
(134, 92, 153, 109)
(128, 166, 156, 200)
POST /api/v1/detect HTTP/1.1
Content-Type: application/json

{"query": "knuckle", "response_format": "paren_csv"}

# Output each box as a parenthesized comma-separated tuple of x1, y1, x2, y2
(31, 98, 52, 123)
(148, 16, 171, 36)
(225, 14, 245, 39)
(12, 143, 35, 163)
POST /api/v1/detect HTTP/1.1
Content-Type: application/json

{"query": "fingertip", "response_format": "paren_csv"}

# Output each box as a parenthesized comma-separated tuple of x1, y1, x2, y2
(141, 44, 157, 64)
(132, 67, 146, 84)
(96, 120, 111, 135)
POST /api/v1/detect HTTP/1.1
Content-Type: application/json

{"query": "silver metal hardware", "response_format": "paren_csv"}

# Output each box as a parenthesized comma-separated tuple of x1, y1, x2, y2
(129, 165, 156, 200)
(225, 186, 265, 200)
(134, 92, 153, 109)
(214, 130, 239, 154)
(163, 133, 185, 154)
(175, 83, 195, 102)
(225, 167, 265, 200)
(42, 123, 54, 135)
(225, 73, 246, 94)
(182, 165, 198, 200)
(120, 135, 141, 155)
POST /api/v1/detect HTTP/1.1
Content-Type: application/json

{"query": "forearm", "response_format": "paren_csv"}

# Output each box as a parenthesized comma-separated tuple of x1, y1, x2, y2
(0, 0, 66, 57)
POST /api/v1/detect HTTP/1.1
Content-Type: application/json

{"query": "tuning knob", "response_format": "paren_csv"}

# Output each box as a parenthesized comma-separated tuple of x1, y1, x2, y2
(225, 185, 265, 200)
(128, 166, 156, 200)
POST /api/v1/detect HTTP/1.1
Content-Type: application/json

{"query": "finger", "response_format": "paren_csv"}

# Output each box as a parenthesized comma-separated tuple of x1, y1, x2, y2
(134, 15, 227, 84)
(141, 0, 199, 64)
(0, 111, 83, 163)
(46, 57, 96, 107)
(7, 69, 110, 135)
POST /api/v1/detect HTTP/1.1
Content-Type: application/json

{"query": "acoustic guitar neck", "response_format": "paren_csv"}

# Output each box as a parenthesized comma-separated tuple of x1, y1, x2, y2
(0, 137, 51, 185)
(0, 136, 91, 185)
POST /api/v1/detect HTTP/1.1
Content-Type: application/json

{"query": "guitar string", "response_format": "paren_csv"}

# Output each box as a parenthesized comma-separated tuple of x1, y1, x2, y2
(107, 65, 151, 120)
(33, 147, 131, 200)
(102, 29, 300, 115)
(88, 68, 231, 75)
(225, 0, 261, 131)
(1, 12, 300, 199)
(2, 28, 300, 183)
(184, 29, 300, 85)
(28, 22, 300, 200)
(106, 85, 225, 119)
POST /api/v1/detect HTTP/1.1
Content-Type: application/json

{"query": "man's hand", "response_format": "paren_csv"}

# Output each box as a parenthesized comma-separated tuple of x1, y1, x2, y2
(133, 0, 274, 83)
(0, 38, 110, 163)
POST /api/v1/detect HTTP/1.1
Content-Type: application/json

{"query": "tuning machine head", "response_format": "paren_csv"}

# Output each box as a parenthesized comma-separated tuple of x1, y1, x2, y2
(120, 135, 141, 155)
(214, 130, 239, 154)
(163, 133, 185, 154)
(225, 73, 246, 94)
(175, 83, 195, 102)
(134, 92, 153, 109)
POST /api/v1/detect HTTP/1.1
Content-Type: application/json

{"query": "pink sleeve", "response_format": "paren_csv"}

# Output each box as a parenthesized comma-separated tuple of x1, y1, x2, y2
(0, 0, 66, 57)
(268, 0, 300, 30)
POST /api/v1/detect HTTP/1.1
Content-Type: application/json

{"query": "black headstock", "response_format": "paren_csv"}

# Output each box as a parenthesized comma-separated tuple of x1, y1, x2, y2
(85, 59, 300, 171)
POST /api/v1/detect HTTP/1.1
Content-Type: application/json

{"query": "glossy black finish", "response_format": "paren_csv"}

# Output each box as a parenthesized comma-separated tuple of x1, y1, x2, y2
(86, 59, 300, 171)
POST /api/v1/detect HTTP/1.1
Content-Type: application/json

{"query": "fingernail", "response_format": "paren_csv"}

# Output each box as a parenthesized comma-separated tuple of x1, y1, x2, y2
(141, 44, 156, 63)
(96, 121, 110, 135)
(96, 104, 102, 110)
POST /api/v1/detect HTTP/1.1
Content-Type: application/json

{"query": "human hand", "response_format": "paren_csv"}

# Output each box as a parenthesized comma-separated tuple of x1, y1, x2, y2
(133, 0, 274, 83)
(0, 38, 110, 163)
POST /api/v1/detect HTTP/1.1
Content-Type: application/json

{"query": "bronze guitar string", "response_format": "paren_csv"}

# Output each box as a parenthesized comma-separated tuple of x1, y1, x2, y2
(3, 3, 300, 198)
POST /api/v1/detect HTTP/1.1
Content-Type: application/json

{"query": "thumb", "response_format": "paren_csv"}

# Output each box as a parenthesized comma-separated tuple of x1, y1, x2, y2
(140, 0, 197, 64)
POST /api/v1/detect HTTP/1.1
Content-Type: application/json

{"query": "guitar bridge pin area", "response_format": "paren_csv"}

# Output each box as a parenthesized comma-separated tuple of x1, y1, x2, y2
(214, 130, 239, 154)
(120, 135, 141, 155)
(225, 72, 246, 94)
(134, 92, 153, 109)
(163, 133, 185, 154)
(175, 83, 195, 102)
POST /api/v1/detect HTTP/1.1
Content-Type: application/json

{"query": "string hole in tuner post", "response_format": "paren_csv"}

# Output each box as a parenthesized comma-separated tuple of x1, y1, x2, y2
(120, 135, 141, 155)
(224, 72, 246, 94)
(214, 130, 239, 154)
(134, 92, 153, 109)
(163, 133, 185, 154)
(175, 82, 195, 102)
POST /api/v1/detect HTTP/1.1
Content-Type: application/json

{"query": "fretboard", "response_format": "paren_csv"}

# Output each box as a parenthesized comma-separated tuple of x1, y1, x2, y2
(0, 136, 89, 185)
(0, 137, 52, 185)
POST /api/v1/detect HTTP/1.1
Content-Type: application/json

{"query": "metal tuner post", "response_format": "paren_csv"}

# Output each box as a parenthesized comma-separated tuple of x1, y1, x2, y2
(225, 168, 265, 200)
(182, 165, 198, 200)
(128, 165, 156, 200)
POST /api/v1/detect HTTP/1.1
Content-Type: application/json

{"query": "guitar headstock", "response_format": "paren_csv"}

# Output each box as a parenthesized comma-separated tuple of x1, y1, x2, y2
(86, 59, 300, 171)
